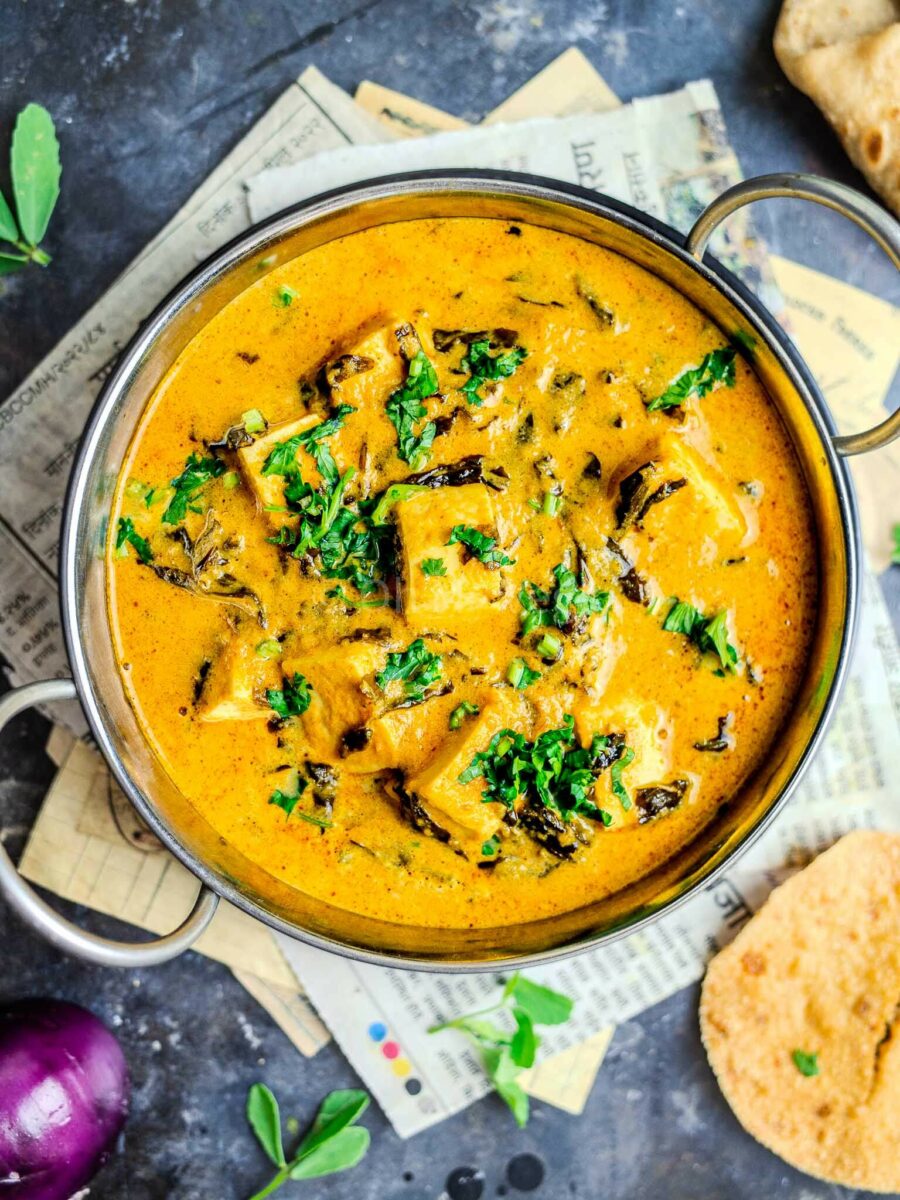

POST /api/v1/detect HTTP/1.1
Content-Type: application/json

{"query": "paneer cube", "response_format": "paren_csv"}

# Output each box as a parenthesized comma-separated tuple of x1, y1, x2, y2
(657, 434, 746, 539)
(236, 413, 321, 525)
(197, 634, 281, 722)
(324, 315, 409, 411)
(574, 696, 673, 828)
(397, 484, 504, 625)
(281, 641, 383, 759)
(406, 689, 525, 842)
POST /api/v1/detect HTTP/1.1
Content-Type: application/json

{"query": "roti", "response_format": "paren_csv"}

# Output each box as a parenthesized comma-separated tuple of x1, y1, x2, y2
(774, 0, 900, 216)
(700, 830, 900, 1191)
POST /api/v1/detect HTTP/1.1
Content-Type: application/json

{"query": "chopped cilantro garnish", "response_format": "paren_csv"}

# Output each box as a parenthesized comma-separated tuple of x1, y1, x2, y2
(892, 523, 900, 566)
(609, 745, 634, 810)
(481, 835, 500, 857)
(115, 517, 153, 564)
(448, 524, 514, 568)
(385, 350, 439, 467)
(459, 341, 527, 406)
(791, 1049, 820, 1077)
(325, 584, 388, 608)
(421, 557, 447, 577)
(262, 404, 354, 483)
(519, 563, 609, 637)
(161, 453, 226, 525)
(269, 779, 331, 827)
(370, 482, 429, 525)
(645, 346, 736, 412)
(450, 700, 480, 730)
(458, 714, 626, 825)
(542, 490, 562, 516)
(266, 672, 313, 720)
(375, 639, 442, 701)
(506, 658, 541, 690)
(274, 283, 298, 307)
(241, 407, 267, 434)
(662, 598, 740, 672)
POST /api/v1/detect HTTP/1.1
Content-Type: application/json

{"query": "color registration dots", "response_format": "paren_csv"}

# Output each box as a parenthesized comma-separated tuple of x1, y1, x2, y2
(367, 1020, 422, 1095)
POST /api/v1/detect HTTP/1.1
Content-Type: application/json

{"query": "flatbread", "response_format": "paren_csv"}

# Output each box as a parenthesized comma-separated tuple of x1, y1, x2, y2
(774, 1, 900, 216)
(700, 831, 900, 1192)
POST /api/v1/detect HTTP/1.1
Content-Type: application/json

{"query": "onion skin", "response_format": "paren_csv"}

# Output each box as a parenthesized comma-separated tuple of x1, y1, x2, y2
(0, 999, 129, 1199)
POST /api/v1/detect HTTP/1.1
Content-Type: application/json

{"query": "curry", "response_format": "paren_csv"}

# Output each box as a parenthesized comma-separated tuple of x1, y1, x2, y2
(108, 216, 817, 931)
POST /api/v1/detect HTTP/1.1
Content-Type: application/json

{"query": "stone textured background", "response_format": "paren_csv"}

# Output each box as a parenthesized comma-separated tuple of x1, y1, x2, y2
(1, 2, 897, 1197)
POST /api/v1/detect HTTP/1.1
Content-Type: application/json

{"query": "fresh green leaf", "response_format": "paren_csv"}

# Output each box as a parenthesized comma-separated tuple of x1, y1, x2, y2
(791, 1049, 820, 1077)
(459, 713, 627, 827)
(11, 104, 61, 247)
(376, 639, 442, 701)
(663, 598, 739, 672)
(645, 346, 736, 412)
(266, 672, 312, 719)
(448, 524, 514, 568)
(275, 283, 298, 307)
(506, 975, 574, 1026)
(290, 1126, 370, 1179)
(0, 251, 28, 275)
(222, 470, 241, 490)
(421, 556, 447, 577)
(893, 523, 900, 566)
(385, 350, 439, 466)
(460, 340, 527, 406)
(0, 187, 20, 244)
(506, 657, 541, 690)
(482, 1045, 530, 1127)
(510, 1009, 537, 1068)
(369, 482, 429, 525)
(296, 1088, 370, 1158)
(161, 453, 226, 524)
(610, 745, 634, 811)
(245, 1085, 371, 1200)
(428, 975, 574, 1128)
(542, 490, 562, 517)
(662, 599, 700, 636)
(242, 407, 267, 433)
(115, 516, 153, 564)
(519, 563, 608, 638)
(246, 1083, 286, 1167)
(269, 780, 307, 817)
(536, 632, 562, 661)
(325, 584, 388, 608)
(481, 834, 500, 857)
(450, 700, 479, 730)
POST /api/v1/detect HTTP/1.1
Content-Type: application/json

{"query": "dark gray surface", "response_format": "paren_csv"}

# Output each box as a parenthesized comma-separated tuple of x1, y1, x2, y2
(0, 2, 897, 1198)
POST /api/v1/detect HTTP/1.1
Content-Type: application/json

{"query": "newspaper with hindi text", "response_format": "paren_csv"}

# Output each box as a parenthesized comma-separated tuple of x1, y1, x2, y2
(3, 54, 899, 1138)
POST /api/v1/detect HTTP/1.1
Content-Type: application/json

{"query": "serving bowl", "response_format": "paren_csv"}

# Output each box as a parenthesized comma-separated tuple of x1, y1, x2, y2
(1, 170, 898, 970)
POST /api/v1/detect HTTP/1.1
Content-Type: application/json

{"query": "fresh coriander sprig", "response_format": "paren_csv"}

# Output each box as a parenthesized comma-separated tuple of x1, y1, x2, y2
(429, 974, 574, 1126)
(645, 346, 736, 412)
(115, 517, 154, 564)
(266, 672, 313, 720)
(448, 524, 514, 569)
(460, 340, 527, 406)
(662, 598, 740, 673)
(386, 349, 439, 467)
(245, 1084, 370, 1199)
(0, 104, 61, 275)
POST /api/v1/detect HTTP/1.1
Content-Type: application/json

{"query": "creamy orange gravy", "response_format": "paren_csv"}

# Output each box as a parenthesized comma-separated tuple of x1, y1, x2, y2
(109, 217, 816, 930)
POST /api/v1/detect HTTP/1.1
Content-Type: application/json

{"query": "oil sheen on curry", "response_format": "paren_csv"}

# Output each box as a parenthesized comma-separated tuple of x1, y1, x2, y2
(109, 217, 816, 930)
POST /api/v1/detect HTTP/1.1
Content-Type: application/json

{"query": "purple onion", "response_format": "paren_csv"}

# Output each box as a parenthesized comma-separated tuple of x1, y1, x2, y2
(0, 999, 129, 1199)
